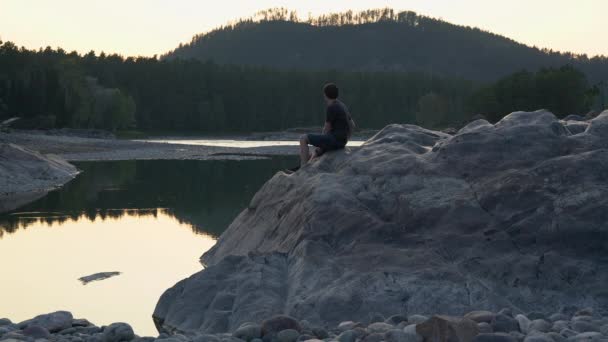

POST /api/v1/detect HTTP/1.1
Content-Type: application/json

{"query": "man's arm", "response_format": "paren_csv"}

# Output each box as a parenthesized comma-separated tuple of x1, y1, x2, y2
(323, 121, 332, 134)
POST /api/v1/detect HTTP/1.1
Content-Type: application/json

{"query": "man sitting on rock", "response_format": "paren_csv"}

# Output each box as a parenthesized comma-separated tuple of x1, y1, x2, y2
(298, 83, 355, 168)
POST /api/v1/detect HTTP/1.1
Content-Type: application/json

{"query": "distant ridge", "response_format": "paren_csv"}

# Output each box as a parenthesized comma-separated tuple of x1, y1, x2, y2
(165, 8, 608, 82)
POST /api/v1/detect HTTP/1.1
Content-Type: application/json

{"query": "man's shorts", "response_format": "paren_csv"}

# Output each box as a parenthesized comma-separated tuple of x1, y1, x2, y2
(307, 133, 346, 153)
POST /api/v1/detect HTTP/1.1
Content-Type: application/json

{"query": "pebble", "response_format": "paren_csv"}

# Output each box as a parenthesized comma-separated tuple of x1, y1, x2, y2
(567, 332, 603, 341)
(516, 315, 532, 334)
(233, 324, 262, 341)
(528, 320, 551, 333)
(385, 315, 408, 325)
(550, 314, 570, 322)
(337, 322, 358, 332)
(522, 332, 553, 342)
(407, 315, 428, 325)
(311, 328, 328, 339)
(277, 329, 300, 342)
(368, 322, 394, 333)
(571, 321, 600, 333)
(493, 314, 520, 333)
(402, 324, 422, 342)
(261, 316, 301, 339)
(22, 325, 52, 339)
(478, 322, 493, 334)
(361, 332, 384, 342)
(101, 323, 134, 342)
(466, 311, 497, 324)
(336, 330, 357, 342)
(473, 333, 517, 342)
(368, 313, 385, 324)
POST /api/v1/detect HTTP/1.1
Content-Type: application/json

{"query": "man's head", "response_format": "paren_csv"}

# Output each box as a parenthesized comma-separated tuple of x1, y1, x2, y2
(323, 83, 339, 101)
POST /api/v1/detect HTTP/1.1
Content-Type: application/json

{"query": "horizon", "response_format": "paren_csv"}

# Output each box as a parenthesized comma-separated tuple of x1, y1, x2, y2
(0, 0, 606, 58)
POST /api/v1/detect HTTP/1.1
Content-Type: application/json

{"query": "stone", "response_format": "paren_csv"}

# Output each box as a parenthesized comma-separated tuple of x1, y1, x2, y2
(311, 328, 328, 339)
(523, 332, 553, 342)
(407, 316, 429, 325)
(550, 315, 570, 323)
(416, 316, 479, 342)
(336, 330, 357, 342)
(553, 321, 570, 332)
(498, 309, 513, 318)
(478, 322, 493, 334)
(600, 325, 608, 336)
(473, 333, 517, 342)
(493, 315, 520, 333)
(465, 311, 496, 324)
(386, 315, 408, 325)
(250, 339, 263, 342)
(547, 332, 566, 342)
(573, 317, 593, 323)
(233, 324, 262, 342)
(574, 309, 594, 317)
(368, 322, 394, 333)
(20, 311, 74, 333)
(296, 335, 313, 342)
(72, 319, 93, 327)
(571, 321, 600, 333)
(509, 331, 525, 342)
(361, 333, 383, 342)
(277, 329, 300, 342)
(385, 329, 414, 342)
(369, 313, 385, 324)
(0, 319, 12, 327)
(261, 316, 301, 339)
(403, 324, 421, 337)
(567, 332, 603, 341)
(101, 323, 134, 342)
(516, 315, 532, 334)
(529, 320, 552, 333)
(337, 322, 358, 332)
(153, 111, 608, 333)
(22, 325, 51, 339)
(560, 329, 578, 338)
(528, 313, 547, 321)
(0, 339, 27, 342)
(132, 338, 156, 342)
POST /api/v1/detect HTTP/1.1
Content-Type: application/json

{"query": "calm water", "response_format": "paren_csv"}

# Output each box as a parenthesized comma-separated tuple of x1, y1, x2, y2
(0, 157, 296, 336)
(139, 139, 365, 148)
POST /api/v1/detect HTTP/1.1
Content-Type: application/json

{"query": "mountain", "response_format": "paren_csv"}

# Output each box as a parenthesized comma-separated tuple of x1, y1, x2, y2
(166, 8, 608, 82)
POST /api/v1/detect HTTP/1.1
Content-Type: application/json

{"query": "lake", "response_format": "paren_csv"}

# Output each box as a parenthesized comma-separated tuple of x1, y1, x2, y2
(0, 156, 297, 336)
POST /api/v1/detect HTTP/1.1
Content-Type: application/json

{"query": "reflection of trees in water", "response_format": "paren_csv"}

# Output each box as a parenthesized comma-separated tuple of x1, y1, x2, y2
(0, 157, 296, 239)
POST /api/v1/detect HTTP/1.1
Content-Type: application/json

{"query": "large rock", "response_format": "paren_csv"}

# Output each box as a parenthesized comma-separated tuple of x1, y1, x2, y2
(415, 315, 479, 342)
(154, 110, 608, 334)
(19, 311, 73, 333)
(0, 143, 78, 213)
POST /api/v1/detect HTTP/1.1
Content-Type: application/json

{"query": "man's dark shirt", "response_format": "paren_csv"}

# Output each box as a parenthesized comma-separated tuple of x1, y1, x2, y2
(326, 100, 350, 143)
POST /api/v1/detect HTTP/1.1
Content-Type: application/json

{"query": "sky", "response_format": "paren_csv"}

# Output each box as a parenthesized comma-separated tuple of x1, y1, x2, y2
(0, 0, 606, 58)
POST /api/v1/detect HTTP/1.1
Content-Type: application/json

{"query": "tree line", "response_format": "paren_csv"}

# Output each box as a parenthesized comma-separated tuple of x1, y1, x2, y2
(167, 8, 608, 83)
(0, 40, 603, 133)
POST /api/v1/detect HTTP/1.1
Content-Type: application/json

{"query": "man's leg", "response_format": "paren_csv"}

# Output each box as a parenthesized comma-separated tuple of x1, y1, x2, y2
(299, 134, 310, 166)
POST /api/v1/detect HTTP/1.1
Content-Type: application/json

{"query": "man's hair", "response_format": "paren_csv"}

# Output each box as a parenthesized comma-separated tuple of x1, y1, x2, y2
(323, 83, 339, 99)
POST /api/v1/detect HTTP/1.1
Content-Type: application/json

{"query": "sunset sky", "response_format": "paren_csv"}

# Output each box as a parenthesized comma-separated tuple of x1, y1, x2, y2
(1, 0, 605, 57)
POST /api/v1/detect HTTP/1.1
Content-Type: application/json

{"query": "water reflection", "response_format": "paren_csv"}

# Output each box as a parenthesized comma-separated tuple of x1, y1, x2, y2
(0, 157, 297, 238)
(0, 157, 296, 335)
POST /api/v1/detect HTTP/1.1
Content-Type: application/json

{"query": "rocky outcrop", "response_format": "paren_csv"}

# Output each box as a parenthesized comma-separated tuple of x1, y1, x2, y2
(153, 110, 608, 334)
(0, 143, 79, 213)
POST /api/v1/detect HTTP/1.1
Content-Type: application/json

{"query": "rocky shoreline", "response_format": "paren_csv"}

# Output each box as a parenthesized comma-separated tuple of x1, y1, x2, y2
(3, 307, 608, 342)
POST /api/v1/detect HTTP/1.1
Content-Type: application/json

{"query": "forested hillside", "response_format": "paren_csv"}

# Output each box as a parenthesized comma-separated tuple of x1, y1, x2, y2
(167, 8, 608, 83)
(0, 7, 605, 133)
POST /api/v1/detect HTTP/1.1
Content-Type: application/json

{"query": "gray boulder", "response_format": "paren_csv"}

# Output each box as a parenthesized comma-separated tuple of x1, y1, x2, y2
(233, 324, 262, 342)
(277, 329, 300, 342)
(571, 321, 600, 333)
(154, 110, 608, 334)
(19, 311, 74, 333)
(473, 333, 517, 342)
(21, 325, 51, 339)
(493, 315, 520, 333)
(336, 330, 357, 342)
(384, 329, 409, 342)
(0, 143, 79, 213)
(101, 323, 134, 342)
